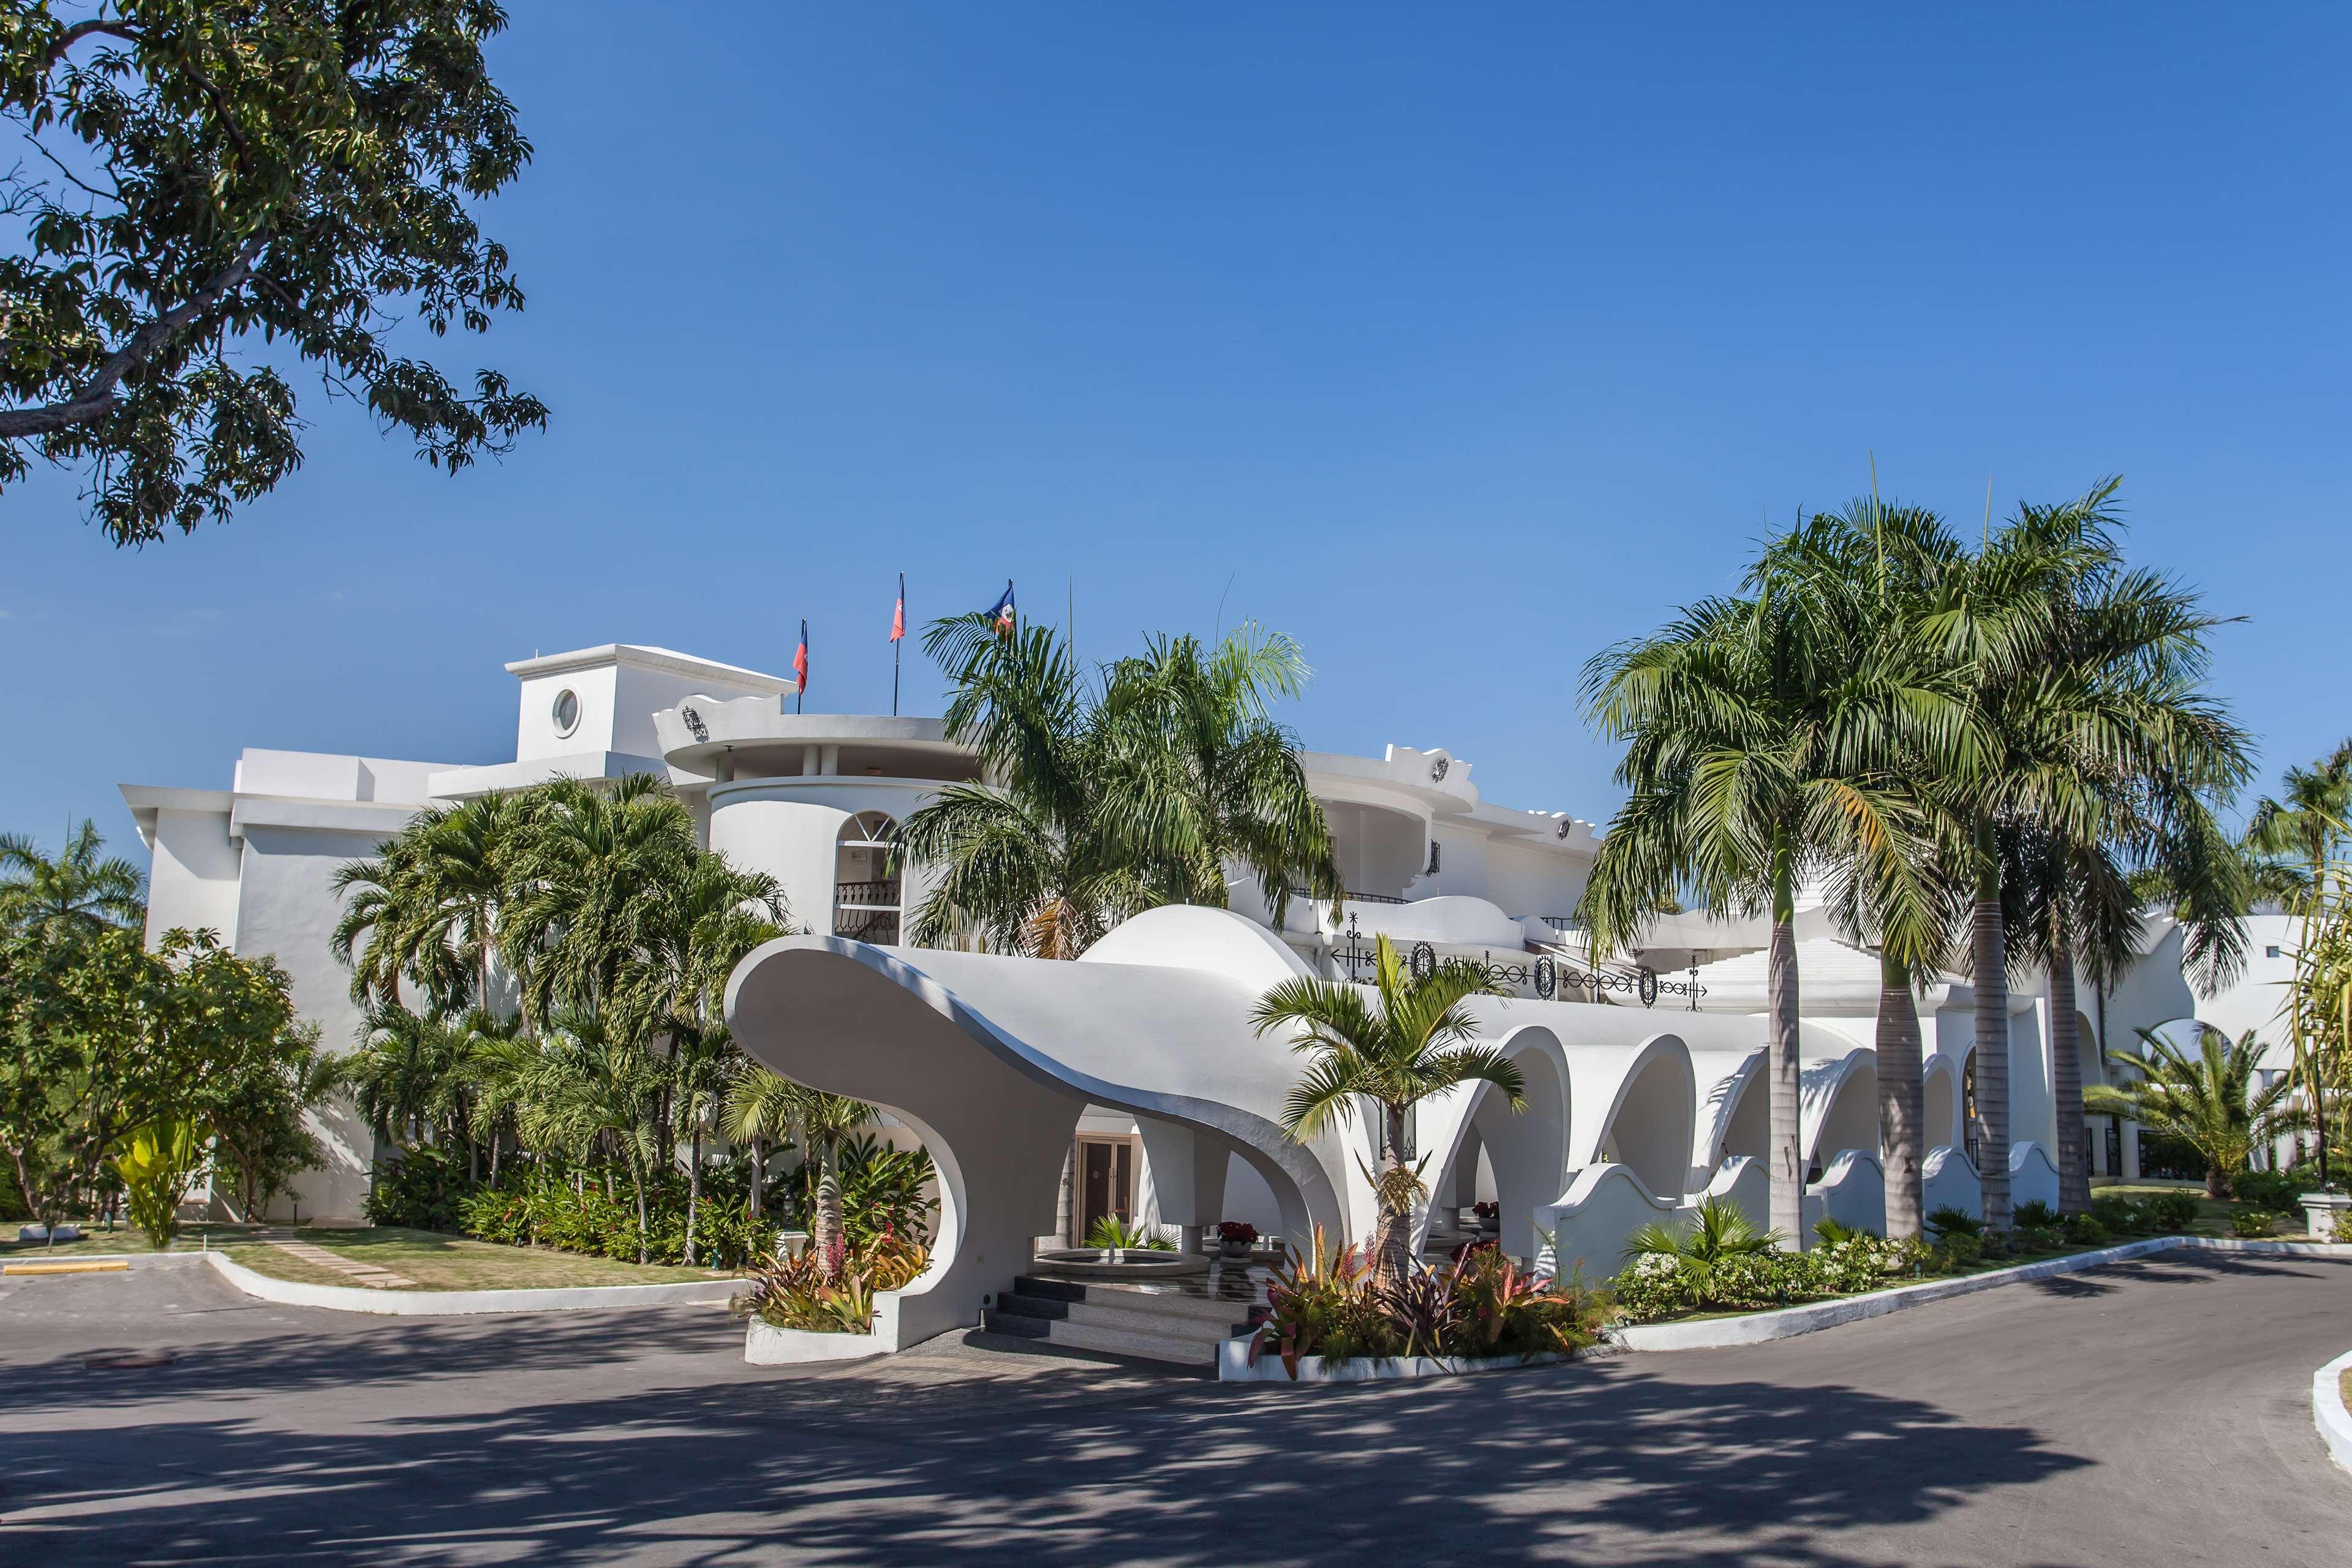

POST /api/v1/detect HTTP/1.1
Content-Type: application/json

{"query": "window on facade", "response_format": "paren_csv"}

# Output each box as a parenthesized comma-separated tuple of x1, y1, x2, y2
(2266, 945, 2282, 959)
(834, 810, 901, 944)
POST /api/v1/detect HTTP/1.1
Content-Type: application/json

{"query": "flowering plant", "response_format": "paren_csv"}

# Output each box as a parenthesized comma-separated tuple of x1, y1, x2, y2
(1217, 1220, 1259, 1245)
(1472, 1201, 1499, 1222)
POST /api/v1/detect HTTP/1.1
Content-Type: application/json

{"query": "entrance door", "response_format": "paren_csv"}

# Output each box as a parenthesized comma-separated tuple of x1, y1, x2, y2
(1079, 1139, 1133, 1242)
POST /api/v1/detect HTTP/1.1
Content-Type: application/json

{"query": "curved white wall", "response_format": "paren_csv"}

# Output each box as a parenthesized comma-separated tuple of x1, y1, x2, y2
(706, 777, 938, 938)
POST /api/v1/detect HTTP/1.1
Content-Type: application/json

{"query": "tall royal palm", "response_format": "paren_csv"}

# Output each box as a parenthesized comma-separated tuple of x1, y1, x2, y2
(1250, 933, 1522, 1286)
(1918, 478, 2250, 1226)
(1752, 501, 1978, 1241)
(0, 820, 146, 937)
(1581, 516, 1958, 1242)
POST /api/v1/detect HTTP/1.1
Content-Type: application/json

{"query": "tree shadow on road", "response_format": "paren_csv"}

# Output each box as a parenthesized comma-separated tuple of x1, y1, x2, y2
(6, 1333, 2090, 1567)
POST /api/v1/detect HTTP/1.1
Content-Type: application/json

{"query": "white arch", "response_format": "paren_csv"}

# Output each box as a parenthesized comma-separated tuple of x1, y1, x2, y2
(1566, 1031, 1698, 1204)
(725, 922, 1348, 1349)
(1410, 1022, 1572, 1260)
(1922, 1054, 1962, 1153)
(1801, 1046, 1880, 1174)
(1687, 1046, 1767, 1191)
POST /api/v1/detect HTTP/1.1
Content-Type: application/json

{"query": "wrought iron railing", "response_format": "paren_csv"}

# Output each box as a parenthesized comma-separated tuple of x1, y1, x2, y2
(1292, 886, 1407, 906)
(835, 880, 901, 908)
(1328, 922, 1706, 1009)
(833, 908, 901, 944)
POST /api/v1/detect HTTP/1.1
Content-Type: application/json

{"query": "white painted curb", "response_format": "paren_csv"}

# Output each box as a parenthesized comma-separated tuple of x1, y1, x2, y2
(1616, 1235, 2352, 1352)
(745, 1319, 891, 1365)
(202, 1248, 739, 1315)
(2316, 1350, 2352, 1477)
(1216, 1340, 1566, 1382)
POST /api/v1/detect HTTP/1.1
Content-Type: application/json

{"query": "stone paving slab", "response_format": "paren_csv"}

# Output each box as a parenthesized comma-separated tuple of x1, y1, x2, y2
(265, 1238, 416, 1289)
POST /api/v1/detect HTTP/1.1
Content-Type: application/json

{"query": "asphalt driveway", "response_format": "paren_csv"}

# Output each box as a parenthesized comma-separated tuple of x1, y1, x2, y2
(2, 1248, 2346, 1565)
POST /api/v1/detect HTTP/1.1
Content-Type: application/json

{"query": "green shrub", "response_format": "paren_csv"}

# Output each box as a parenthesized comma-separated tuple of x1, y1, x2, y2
(2013, 1200, 2061, 1229)
(2228, 1168, 2302, 1210)
(2013, 1223, 2064, 1253)
(2088, 1194, 2145, 1234)
(363, 1145, 470, 1230)
(2229, 1208, 2282, 1239)
(2143, 1189, 2199, 1232)
(1932, 1231, 1985, 1271)
(1925, 1205, 1982, 1238)
(2063, 1212, 2112, 1247)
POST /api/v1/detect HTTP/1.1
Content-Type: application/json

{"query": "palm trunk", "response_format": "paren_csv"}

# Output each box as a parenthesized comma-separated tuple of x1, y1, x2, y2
(2048, 935, 2091, 1213)
(748, 1134, 764, 1219)
(1972, 816, 2013, 1230)
(685, 1122, 702, 1268)
(1372, 1104, 1414, 1288)
(1875, 949, 1926, 1242)
(2306, 854, 2331, 1186)
(814, 1135, 844, 1279)
(1767, 826, 1805, 1246)
(628, 1148, 649, 1265)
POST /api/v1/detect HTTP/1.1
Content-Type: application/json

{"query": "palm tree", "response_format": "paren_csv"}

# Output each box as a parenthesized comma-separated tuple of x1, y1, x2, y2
(522, 1011, 663, 1262)
(2245, 741, 2352, 1182)
(785, 1075, 875, 1276)
(900, 613, 1340, 957)
(1581, 505, 1961, 1242)
(722, 1058, 800, 1221)
(1250, 933, 1524, 1286)
(1917, 478, 2250, 1226)
(1754, 499, 1979, 1242)
(2086, 1024, 2292, 1199)
(2004, 790, 2244, 1212)
(344, 1003, 473, 1153)
(333, 792, 526, 1019)
(0, 820, 146, 936)
(500, 775, 699, 1024)
(1622, 1195, 1779, 1303)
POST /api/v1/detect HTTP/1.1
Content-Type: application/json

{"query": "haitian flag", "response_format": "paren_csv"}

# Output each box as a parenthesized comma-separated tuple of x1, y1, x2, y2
(793, 618, 809, 694)
(985, 581, 1016, 636)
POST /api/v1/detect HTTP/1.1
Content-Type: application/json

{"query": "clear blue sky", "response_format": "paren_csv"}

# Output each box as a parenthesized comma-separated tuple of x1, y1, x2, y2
(4, 5, 2346, 851)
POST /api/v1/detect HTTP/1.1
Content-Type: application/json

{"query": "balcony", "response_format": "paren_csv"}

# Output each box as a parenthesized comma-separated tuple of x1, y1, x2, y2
(836, 879, 901, 909)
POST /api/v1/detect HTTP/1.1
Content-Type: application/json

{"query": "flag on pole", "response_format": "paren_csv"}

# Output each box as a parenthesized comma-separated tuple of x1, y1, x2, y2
(793, 618, 809, 710)
(891, 572, 905, 717)
(985, 580, 1016, 638)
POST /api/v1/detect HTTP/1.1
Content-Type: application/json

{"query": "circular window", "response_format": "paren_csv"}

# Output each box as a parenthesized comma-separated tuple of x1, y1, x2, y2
(551, 688, 581, 737)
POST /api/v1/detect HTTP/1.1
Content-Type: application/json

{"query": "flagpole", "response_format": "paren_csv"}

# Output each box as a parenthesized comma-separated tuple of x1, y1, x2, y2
(893, 571, 903, 717)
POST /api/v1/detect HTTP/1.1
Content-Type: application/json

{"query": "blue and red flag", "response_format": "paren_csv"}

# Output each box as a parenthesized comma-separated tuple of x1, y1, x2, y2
(793, 618, 809, 696)
(985, 581, 1016, 637)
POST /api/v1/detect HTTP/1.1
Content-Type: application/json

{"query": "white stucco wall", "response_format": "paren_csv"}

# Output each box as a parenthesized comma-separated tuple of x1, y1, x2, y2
(145, 806, 242, 948)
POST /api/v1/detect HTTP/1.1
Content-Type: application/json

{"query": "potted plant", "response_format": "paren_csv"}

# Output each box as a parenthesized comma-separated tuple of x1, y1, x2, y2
(1216, 1220, 1259, 1261)
(1474, 1201, 1501, 1238)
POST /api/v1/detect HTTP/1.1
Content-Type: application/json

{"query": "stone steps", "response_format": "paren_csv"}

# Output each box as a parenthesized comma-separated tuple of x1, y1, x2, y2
(982, 1273, 1264, 1366)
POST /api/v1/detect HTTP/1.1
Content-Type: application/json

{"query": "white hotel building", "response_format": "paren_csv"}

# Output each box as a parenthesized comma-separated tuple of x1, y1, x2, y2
(121, 641, 2289, 1332)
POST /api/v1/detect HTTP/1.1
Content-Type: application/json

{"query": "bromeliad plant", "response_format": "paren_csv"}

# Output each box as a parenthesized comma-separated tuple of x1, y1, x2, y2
(1251, 933, 1523, 1287)
(733, 1233, 933, 1335)
(1245, 1225, 1610, 1378)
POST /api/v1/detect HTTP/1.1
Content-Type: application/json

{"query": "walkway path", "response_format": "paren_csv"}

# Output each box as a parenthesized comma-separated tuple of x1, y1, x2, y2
(260, 1236, 416, 1289)
(1, 1249, 2345, 1563)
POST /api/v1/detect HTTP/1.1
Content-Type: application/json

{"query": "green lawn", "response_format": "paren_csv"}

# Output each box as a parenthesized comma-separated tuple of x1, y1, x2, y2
(4, 1221, 733, 1291)
(2088, 1179, 2316, 1238)
(1, 1221, 255, 1259)
(218, 1226, 728, 1291)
